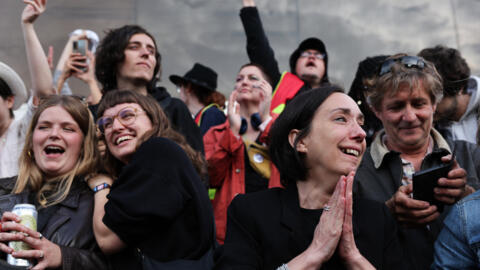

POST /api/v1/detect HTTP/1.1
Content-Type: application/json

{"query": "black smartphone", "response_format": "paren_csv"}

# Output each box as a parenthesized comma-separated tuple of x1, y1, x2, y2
(412, 147, 456, 212)
(72, 40, 87, 72)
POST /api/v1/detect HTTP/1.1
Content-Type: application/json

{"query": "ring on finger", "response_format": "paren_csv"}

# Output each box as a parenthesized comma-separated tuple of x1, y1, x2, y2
(323, 205, 331, 211)
(39, 251, 44, 259)
(38, 233, 43, 240)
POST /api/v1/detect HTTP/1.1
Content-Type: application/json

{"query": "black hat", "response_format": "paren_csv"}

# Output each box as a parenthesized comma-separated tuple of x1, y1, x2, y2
(289, 37, 329, 83)
(169, 63, 217, 92)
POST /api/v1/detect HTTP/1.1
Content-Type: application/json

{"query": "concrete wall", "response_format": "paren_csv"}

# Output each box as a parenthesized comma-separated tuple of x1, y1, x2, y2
(1, 0, 479, 98)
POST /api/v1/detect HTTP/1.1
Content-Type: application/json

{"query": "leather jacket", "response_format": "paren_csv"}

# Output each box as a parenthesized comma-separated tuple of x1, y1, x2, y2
(0, 178, 107, 270)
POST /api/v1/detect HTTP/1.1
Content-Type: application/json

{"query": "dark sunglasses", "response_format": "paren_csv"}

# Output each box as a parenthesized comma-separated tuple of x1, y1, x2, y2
(379, 56, 426, 76)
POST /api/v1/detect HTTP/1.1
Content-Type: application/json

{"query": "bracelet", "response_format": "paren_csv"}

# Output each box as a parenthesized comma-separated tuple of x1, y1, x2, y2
(92, 182, 111, 193)
(276, 264, 289, 270)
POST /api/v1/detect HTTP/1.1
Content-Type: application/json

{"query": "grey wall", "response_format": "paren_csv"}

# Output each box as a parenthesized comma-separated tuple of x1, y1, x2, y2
(1, 0, 479, 98)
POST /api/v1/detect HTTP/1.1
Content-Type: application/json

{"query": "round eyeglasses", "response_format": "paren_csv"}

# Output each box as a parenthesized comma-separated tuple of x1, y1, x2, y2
(97, 107, 146, 134)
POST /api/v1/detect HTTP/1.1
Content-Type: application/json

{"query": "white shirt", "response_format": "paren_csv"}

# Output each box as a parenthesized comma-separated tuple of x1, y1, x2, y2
(0, 99, 34, 178)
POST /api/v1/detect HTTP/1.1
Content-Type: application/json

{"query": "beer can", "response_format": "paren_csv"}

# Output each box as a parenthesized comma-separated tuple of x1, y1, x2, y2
(6, 204, 38, 267)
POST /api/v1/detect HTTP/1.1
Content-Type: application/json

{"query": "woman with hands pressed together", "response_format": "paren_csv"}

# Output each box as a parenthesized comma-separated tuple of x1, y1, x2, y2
(215, 87, 406, 270)
(203, 63, 282, 243)
(0, 96, 106, 270)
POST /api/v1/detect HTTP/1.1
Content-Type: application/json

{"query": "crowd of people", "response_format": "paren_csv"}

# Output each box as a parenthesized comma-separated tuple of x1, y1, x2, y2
(0, 0, 480, 269)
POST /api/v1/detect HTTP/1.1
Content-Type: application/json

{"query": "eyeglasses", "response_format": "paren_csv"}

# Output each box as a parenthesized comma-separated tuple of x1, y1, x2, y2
(97, 107, 146, 134)
(300, 51, 325, 60)
(378, 56, 425, 76)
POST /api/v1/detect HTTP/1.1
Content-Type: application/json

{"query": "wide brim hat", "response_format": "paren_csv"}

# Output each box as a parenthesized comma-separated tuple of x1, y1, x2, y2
(169, 63, 217, 92)
(289, 37, 329, 83)
(0, 62, 27, 110)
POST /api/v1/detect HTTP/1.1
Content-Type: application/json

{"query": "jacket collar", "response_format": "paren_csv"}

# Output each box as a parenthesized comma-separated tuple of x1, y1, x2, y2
(370, 128, 451, 169)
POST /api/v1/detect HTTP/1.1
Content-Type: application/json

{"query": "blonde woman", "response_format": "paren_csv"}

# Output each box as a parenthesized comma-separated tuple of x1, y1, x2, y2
(0, 96, 107, 270)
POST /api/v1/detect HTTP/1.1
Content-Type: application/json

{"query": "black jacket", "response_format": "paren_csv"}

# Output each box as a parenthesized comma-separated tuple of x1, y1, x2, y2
(0, 178, 107, 270)
(215, 184, 406, 270)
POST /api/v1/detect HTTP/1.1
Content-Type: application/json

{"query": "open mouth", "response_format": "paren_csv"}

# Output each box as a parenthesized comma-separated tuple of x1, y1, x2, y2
(115, 135, 134, 145)
(306, 61, 316, 67)
(44, 145, 65, 155)
(341, 148, 360, 157)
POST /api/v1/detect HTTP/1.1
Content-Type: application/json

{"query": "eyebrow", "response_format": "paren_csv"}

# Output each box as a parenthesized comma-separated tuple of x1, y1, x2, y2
(330, 108, 365, 121)
(128, 41, 156, 50)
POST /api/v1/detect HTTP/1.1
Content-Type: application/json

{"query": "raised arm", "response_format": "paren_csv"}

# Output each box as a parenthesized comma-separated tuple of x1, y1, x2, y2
(240, 0, 282, 86)
(21, 0, 55, 99)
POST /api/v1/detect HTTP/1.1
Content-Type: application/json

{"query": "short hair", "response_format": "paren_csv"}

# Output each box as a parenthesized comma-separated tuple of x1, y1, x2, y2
(185, 82, 226, 108)
(238, 63, 273, 87)
(97, 90, 207, 179)
(269, 86, 343, 186)
(418, 45, 470, 96)
(364, 53, 443, 111)
(14, 95, 99, 207)
(95, 25, 161, 93)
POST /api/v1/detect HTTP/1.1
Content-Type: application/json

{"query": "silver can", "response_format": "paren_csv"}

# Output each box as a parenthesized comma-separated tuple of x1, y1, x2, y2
(6, 203, 38, 267)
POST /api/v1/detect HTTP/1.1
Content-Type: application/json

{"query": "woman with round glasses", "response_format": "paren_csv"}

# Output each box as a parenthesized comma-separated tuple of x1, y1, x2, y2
(215, 86, 405, 270)
(90, 90, 215, 269)
(203, 63, 282, 244)
(0, 95, 107, 269)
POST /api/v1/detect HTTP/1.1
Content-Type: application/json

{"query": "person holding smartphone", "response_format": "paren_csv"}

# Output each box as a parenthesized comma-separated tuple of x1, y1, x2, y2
(353, 54, 480, 270)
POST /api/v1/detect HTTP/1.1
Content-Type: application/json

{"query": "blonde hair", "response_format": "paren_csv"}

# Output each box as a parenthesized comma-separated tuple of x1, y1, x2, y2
(364, 53, 443, 111)
(14, 95, 99, 207)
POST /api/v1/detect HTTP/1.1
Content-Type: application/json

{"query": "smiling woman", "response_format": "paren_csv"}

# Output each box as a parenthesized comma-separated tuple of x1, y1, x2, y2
(0, 95, 107, 269)
(89, 90, 215, 269)
(215, 86, 407, 270)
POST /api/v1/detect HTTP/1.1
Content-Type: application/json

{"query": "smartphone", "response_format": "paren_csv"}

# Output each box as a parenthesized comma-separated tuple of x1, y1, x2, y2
(72, 40, 87, 72)
(412, 147, 456, 212)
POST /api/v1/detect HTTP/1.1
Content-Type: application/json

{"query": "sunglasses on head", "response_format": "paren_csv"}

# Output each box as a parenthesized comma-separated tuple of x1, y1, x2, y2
(378, 56, 426, 76)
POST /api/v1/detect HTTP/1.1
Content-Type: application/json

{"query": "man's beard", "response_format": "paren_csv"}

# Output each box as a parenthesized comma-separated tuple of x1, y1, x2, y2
(435, 97, 458, 124)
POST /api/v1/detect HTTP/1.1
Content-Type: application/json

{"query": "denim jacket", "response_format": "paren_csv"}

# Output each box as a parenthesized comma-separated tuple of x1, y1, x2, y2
(432, 190, 480, 269)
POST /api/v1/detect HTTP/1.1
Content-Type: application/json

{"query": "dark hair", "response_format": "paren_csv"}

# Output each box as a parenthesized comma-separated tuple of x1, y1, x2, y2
(418, 45, 470, 96)
(269, 86, 343, 186)
(97, 90, 207, 179)
(186, 83, 226, 108)
(95, 25, 161, 93)
(238, 63, 273, 86)
(0, 78, 14, 118)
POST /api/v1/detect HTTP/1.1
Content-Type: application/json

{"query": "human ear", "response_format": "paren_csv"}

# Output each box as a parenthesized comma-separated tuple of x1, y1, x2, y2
(288, 129, 307, 153)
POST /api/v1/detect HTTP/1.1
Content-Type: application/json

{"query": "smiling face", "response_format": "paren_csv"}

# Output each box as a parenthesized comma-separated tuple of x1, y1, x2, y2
(32, 106, 84, 177)
(234, 65, 265, 103)
(116, 33, 157, 87)
(102, 102, 153, 164)
(298, 93, 366, 176)
(295, 49, 325, 84)
(374, 82, 436, 153)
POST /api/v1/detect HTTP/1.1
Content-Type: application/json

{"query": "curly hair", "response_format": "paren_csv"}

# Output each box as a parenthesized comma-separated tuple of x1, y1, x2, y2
(97, 90, 207, 179)
(14, 95, 99, 207)
(95, 25, 161, 93)
(418, 45, 470, 96)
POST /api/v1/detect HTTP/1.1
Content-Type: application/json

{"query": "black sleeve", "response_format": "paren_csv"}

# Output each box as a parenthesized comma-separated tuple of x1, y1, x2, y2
(214, 195, 262, 270)
(240, 7, 282, 87)
(164, 98, 205, 155)
(200, 107, 226, 136)
(60, 245, 108, 270)
(103, 138, 196, 246)
(380, 205, 409, 270)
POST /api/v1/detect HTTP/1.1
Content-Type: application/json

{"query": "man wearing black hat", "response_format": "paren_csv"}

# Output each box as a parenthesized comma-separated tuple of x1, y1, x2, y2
(170, 63, 226, 136)
(240, 0, 330, 114)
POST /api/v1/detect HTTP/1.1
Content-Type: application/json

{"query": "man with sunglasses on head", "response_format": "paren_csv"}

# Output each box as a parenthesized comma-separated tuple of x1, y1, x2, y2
(353, 54, 480, 270)
(240, 0, 330, 115)
(419, 45, 480, 145)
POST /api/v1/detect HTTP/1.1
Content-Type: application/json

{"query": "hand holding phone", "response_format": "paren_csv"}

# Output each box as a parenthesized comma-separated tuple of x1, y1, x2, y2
(72, 40, 88, 72)
(412, 148, 456, 212)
